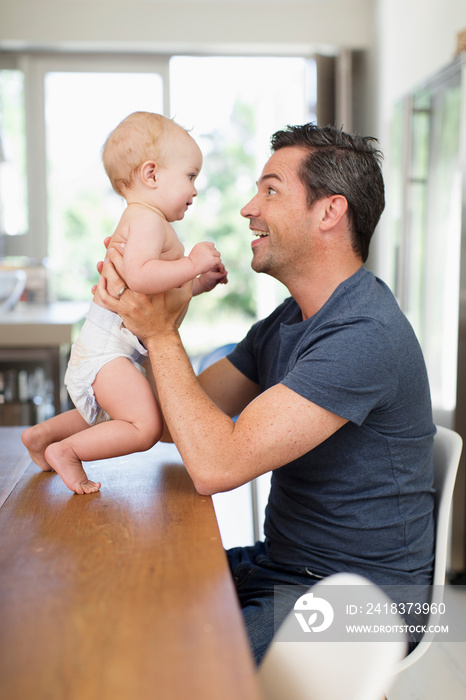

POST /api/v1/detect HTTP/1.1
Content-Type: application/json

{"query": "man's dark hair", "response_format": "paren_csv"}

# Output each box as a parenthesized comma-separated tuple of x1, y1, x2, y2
(270, 123, 385, 262)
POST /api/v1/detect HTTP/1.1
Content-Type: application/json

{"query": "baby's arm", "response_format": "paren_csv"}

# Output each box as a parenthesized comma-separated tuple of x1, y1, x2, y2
(192, 262, 228, 296)
(122, 211, 220, 295)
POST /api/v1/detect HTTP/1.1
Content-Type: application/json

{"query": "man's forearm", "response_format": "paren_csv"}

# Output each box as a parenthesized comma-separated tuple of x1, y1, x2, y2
(143, 359, 173, 443)
(145, 330, 236, 494)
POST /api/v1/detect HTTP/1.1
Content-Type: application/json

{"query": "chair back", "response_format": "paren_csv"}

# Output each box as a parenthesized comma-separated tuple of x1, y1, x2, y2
(259, 573, 407, 700)
(395, 424, 462, 673)
(431, 425, 463, 586)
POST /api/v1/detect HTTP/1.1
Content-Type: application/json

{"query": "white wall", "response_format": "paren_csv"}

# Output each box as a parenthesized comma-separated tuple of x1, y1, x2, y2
(0, 0, 373, 54)
(376, 0, 466, 123)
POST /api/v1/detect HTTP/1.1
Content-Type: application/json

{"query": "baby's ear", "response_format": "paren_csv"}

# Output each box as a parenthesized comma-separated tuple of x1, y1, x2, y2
(140, 160, 158, 187)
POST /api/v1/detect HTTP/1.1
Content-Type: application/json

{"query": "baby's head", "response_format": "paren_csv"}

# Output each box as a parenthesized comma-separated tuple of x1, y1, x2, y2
(102, 112, 193, 197)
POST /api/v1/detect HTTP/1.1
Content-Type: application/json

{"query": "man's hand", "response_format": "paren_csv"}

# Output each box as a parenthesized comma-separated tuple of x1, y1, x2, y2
(92, 237, 113, 294)
(97, 248, 193, 342)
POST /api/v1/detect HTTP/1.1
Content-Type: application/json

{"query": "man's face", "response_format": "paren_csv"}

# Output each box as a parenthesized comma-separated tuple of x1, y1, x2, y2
(241, 146, 318, 281)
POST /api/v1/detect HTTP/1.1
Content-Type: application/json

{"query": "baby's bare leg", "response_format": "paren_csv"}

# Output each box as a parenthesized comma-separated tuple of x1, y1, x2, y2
(45, 440, 101, 495)
(46, 358, 162, 495)
(21, 410, 89, 471)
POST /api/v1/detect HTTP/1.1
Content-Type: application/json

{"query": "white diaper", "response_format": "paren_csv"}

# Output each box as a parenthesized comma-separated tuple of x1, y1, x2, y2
(64, 302, 148, 425)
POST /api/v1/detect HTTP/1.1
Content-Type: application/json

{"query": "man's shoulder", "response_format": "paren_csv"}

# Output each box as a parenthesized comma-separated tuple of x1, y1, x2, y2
(334, 267, 407, 328)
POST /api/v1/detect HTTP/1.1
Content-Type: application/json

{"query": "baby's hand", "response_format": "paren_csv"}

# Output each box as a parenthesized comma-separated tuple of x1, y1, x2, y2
(188, 241, 221, 275)
(193, 262, 228, 296)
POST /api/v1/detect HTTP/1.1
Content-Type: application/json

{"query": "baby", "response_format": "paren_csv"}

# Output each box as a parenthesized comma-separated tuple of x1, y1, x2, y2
(22, 111, 227, 494)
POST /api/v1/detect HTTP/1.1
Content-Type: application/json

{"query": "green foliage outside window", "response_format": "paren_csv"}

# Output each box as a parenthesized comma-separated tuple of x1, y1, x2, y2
(176, 99, 258, 322)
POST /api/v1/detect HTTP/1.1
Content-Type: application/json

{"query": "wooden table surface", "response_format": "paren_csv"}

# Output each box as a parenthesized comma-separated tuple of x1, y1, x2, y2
(0, 427, 263, 700)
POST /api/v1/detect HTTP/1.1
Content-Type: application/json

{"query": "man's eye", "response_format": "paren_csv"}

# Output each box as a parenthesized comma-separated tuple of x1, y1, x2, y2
(267, 187, 276, 195)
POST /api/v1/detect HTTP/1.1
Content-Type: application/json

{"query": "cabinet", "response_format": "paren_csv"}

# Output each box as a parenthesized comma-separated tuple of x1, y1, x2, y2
(0, 302, 87, 426)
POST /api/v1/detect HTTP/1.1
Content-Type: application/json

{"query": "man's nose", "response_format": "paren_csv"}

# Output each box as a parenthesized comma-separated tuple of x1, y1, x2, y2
(241, 194, 259, 219)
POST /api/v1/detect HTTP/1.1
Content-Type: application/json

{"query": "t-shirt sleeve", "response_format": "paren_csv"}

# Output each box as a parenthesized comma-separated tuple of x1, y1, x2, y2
(282, 318, 398, 426)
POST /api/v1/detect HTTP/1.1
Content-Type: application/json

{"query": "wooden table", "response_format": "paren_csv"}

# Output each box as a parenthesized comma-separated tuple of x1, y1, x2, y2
(0, 428, 263, 700)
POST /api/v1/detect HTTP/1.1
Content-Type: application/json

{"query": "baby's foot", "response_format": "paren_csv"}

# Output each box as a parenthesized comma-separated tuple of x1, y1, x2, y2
(45, 442, 101, 495)
(22, 424, 54, 471)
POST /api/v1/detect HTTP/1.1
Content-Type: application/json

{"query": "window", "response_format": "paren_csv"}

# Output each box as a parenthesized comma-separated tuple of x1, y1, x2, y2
(0, 52, 169, 269)
(0, 52, 316, 356)
(390, 67, 462, 416)
(45, 69, 164, 300)
(171, 55, 316, 355)
(0, 68, 27, 246)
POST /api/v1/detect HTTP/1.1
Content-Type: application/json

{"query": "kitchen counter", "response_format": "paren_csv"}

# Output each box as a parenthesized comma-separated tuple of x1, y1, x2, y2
(0, 302, 88, 421)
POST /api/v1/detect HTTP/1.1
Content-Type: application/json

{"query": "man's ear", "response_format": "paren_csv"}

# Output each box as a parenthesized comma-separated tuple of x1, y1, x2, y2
(320, 195, 348, 230)
(140, 160, 158, 188)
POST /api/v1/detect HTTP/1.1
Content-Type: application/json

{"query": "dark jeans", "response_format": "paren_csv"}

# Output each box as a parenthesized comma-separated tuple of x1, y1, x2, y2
(226, 540, 320, 665)
(227, 541, 426, 665)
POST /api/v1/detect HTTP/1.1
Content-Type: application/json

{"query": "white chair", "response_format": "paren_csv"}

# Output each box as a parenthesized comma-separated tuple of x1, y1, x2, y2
(259, 572, 407, 700)
(392, 424, 462, 675)
(258, 426, 463, 700)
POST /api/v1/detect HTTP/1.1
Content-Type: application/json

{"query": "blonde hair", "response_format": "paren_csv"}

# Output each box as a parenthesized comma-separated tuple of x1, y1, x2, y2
(102, 112, 189, 196)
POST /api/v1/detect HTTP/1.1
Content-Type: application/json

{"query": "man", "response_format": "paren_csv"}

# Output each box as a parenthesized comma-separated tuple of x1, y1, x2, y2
(98, 123, 435, 663)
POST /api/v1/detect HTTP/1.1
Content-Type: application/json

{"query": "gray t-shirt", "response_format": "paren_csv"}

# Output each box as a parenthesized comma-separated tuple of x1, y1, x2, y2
(228, 267, 435, 587)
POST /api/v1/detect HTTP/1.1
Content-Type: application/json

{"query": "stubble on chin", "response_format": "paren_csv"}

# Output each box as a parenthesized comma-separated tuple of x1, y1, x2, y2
(251, 252, 266, 274)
